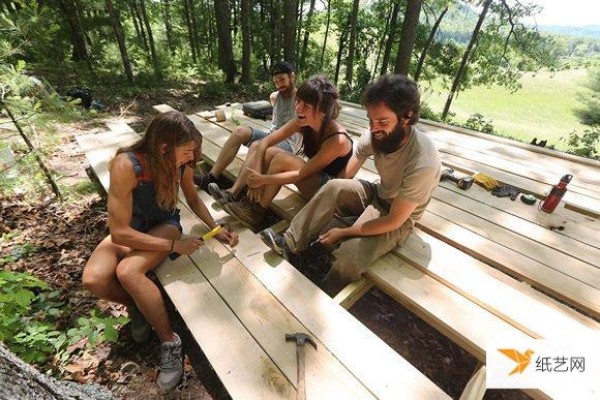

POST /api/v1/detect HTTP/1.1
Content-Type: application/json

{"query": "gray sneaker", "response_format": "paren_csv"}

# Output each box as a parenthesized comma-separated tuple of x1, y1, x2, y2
(259, 228, 300, 264)
(259, 228, 288, 256)
(225, 200, 266, 230)
(127, 304, 152, 344)
(157, 333, 183, 393)
(207, 182, 237, 204)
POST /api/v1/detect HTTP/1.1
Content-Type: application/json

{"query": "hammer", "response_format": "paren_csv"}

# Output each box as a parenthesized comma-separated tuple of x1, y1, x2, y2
(285, 333, 317, 400)
(440, 168, 474, 190)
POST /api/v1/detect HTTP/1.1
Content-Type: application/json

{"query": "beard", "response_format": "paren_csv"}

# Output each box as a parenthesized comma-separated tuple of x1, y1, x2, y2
(372, 123, 409, 154)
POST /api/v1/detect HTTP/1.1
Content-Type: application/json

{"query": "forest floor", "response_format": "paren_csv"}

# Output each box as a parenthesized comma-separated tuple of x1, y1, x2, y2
(0, 87, 528, 399)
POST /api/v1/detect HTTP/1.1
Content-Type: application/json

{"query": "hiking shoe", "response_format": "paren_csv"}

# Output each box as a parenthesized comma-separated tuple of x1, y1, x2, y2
(259, 228, 289, 256)
(193, 171, 215, 192)
(157, 333, 183, 394)
(208, 182, 238, 204)
(127, 304, 152, 344)
(224, 200, 266, 230)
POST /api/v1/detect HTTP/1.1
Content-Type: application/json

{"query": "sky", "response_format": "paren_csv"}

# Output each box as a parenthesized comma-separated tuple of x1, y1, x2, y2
(531, 0, 600, 26)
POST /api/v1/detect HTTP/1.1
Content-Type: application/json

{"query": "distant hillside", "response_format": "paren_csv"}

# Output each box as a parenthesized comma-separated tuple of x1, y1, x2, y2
(539, 25, 600, 39)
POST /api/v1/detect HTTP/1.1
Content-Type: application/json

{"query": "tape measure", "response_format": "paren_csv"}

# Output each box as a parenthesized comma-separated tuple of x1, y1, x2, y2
(520, 194, 537, 205)
(201, 225, 223, 241)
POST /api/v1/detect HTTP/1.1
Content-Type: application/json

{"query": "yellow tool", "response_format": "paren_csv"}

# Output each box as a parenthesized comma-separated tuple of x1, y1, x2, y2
(201, 225, 223, 241)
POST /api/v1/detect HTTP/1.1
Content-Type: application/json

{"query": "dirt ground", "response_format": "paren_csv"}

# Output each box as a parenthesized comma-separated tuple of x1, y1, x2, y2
(0, 93, 529, 399)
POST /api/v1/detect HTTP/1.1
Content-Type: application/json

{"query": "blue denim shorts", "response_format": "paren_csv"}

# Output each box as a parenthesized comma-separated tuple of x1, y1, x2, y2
(248, 127, 294, 152)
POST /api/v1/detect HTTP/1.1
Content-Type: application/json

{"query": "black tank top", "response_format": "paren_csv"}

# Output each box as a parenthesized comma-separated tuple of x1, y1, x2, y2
(302, 129, 353, 177)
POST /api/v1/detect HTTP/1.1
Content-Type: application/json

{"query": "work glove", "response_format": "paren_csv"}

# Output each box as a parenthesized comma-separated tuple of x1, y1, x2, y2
(491, 184, 520, 201)
(473, 172, 499, 191)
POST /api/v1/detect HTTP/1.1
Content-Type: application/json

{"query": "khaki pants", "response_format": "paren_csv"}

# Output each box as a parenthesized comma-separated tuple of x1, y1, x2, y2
(284, 179, 413, 288)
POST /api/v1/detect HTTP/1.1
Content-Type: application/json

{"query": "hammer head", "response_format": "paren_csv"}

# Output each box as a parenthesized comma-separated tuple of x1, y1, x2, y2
(285, 332, 317, 349)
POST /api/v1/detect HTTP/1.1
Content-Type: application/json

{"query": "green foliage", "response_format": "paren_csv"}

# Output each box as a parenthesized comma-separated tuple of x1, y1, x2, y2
(575, 67, 600, 126)
(464, 113, 496, 134)
(563, 127, 600, 160)
(0, 269, 128, 366)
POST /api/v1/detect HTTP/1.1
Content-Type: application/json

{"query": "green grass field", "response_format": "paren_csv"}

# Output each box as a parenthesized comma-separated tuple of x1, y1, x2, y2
(421, 69, 591, 151)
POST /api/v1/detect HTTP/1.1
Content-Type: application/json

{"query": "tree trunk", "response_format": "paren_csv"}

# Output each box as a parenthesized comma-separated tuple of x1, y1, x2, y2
(182, 0, 197, 63)
(319, 0, 332, 70)
(334, 23, 349, 85)
(214, 0, 237, 82)
(139, 0, 161, 79)
(132, 0, 149, 52)
(371, 3, 392, 79)
(0, 342, 112, 399)
(394, 0, 422, 75)
(442, 0, 492, 119)
(380, 1, 399, 75)
(57, 0, 88, 61)
(299, 0, 316, 71)
(282, 0, 296, 64)
(271, 0, 282, 62)
(189, 0, 202, 61)
(295, 0, 304, 58)
(414, 4, 448, 82)
(162, 0, 175, 55)
(106, 0, 134, 83)
(241, 0, 251, 84)
(205, 1, 214, 59)
(345, 0, 360, 86)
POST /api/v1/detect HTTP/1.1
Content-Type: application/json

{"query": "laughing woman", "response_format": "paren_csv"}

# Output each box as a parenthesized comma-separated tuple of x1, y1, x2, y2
(82, 111, 238, 393)
(208, 76, 353, 230)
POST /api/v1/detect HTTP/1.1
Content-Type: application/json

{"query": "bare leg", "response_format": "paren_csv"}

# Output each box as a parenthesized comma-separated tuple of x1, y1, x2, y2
(258, 152, 306, 208)
(231, 143, 287, 196)
(83, 235, 133, 305)
(115, 224, 180, 343)
(210, 126, 252, 178)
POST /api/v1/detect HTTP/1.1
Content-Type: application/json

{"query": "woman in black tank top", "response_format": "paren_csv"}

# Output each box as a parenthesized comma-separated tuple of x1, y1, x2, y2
(211, 76, 353, 229)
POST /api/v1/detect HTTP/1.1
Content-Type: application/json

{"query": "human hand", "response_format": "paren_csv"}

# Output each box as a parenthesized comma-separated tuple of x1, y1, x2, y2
(247, 168, 266, 189)
(318, 228, 347, 247)
(216, 228, 239, 247)
(247, 187, 263, 203)
(172, 236, 204, 255)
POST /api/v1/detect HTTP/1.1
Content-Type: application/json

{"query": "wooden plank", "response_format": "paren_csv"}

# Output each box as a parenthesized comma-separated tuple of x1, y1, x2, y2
(425, 197, 600, 289)
(197, 191, 450, 399)
(155, 255, 296, 400)
(433, 185, 600, 267)
(458, 366, 486, 400)
(176, 207, 377, 400)
(75, 130, 139, 190)
(333, 278, 374, 310)
(391, 229, 600, 339)
(153, 103, 178, 113)
(438, 180, 600, 250)
(418, 209, 600, 317)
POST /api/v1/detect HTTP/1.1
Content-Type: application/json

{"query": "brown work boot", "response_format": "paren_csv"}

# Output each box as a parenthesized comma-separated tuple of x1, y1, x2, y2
(224, 200, 266, 230)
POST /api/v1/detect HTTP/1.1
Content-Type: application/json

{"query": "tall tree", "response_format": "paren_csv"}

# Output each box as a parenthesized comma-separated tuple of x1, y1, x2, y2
(345, 0, 360, 86)
(214, 0, 237, 82)
(394, 0, 422, 75)
(380, 1, 400, 75)
(271, 0, 282, 62)
(299, 0, 316, 70)
(131, 0, 149, 52)
(319, 0, 332, 70)
(442, 0, 492, 119)
(241, 0, 251, 83)
(105, 0, 134, 83)
(414, 2, 448, 81)
(162, 0, 175, 56)
(282, 0, 296, 64)
(57, 0, 88, 61)
(138, 0, 161, 79)
(183, 0, 196, 63)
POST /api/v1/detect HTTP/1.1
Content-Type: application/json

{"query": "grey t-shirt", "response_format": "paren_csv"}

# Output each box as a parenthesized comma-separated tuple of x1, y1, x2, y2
(355, 125, 441, 227)
(271, 92, 303, 154)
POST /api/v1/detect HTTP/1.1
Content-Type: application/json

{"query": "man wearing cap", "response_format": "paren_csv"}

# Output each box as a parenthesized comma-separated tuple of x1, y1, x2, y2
(194, 61, 301, 191)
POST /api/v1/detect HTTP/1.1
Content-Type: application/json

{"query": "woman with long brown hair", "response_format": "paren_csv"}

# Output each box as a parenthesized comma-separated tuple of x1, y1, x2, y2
(82, 111, 238, 393)
(208, 76, 353, 230)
